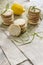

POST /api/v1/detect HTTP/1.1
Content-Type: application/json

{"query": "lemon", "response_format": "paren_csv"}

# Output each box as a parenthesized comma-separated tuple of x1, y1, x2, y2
(11, 3, 25, 15)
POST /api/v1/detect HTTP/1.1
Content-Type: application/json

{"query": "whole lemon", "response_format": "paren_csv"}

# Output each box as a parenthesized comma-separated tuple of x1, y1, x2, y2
(11, 3, 25, 15)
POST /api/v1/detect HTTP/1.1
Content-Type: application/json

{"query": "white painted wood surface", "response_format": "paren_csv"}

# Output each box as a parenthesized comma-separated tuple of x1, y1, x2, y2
(0, 0, 43, 65)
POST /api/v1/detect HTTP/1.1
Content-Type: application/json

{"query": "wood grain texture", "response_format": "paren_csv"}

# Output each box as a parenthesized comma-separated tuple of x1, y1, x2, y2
(0, 0, 43, 65)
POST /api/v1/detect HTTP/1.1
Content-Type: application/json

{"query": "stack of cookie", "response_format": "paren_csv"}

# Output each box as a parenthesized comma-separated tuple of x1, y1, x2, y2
(1, 9, 14, 25)
(28, 6, 41, 25)
(14, 19, 27, 33)
(8, 19, 27, 36)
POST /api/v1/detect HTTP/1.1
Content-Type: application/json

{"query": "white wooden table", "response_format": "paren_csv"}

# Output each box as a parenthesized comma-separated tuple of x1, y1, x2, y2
(0, 0, 43, 65)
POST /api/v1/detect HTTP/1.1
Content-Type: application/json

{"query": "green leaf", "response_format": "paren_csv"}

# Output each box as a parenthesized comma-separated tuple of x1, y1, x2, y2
(1, 9, 7, 14)
(6, 3, 9, 10)
(1, 3, 9, 15)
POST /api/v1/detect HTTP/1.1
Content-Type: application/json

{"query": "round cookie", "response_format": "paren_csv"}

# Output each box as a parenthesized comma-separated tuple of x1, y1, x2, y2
(8, 24, 21, 36)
